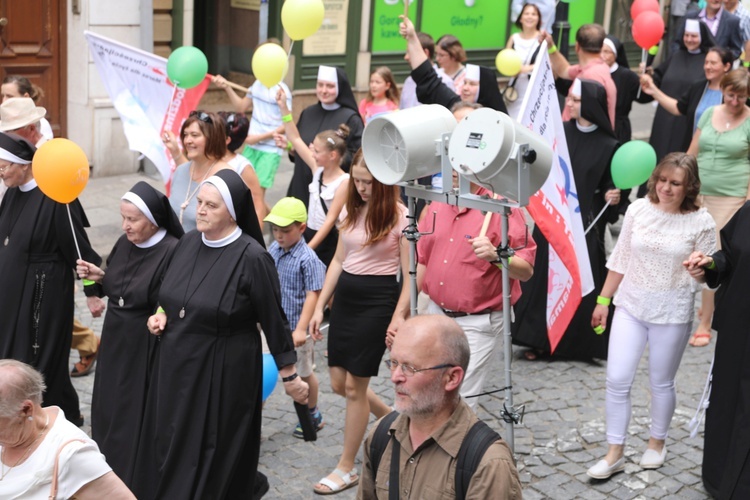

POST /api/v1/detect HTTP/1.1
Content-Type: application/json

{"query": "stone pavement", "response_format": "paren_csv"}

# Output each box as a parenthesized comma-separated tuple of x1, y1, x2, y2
(68, 101, 717, 499)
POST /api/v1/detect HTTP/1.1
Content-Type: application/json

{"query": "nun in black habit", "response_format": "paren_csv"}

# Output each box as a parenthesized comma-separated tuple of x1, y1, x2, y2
(137, 169, 307, 500)
(286, 65, 364, 208)
(640, 19, 715, 162)
(400, 16, 508, 114)
(75, 181, 184, 490)
(512, 79, 620, 360)
(0, 132, 101, 424)
(690, 201, 750, 498)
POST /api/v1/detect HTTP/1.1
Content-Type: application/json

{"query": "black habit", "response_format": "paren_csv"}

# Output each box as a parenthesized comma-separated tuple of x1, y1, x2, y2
(512, 80, 619, 360)
(0, 187, 100, 421)
(91, 232, 180, 489)
(287, 68, 363, 208)
(702, 201, 750, 499)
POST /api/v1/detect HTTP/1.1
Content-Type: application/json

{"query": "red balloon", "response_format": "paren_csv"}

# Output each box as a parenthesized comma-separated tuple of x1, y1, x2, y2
(630, 0, 660, 21)
(632, 11, 665, 49)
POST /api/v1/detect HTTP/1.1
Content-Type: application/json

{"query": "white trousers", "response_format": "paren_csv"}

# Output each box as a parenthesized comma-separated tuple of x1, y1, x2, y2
(605, 308, 692, 444)
(426, 299, 504, 410)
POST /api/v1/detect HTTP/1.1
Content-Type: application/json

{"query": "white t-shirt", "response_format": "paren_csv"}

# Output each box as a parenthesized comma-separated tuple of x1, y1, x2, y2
(0, 407, 112, 499)
(307, 167, 349, 230)
(246, 80, 292, 154)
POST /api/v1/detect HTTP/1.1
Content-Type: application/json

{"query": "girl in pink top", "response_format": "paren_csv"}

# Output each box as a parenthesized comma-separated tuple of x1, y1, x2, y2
(358, 66, 400, 124)
(309, 149, 409, 494)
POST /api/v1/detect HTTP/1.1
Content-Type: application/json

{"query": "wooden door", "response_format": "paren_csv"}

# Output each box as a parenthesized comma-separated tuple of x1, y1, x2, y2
(0, 0, 65, 137)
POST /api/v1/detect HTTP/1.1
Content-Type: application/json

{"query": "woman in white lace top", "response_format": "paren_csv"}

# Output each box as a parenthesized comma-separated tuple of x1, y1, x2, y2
(586, 152, 716, 480)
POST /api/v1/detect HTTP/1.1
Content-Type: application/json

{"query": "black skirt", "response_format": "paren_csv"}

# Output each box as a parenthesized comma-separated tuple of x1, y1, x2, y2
(304, 226, 338, 268)
(328, 271, 399, 377)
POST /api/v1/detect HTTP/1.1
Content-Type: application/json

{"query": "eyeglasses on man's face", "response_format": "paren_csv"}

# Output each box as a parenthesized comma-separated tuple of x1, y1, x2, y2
(383, 358, 455, 377)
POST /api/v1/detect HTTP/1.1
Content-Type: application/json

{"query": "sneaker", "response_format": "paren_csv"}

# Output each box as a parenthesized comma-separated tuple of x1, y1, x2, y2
(293, 409, 324, 439)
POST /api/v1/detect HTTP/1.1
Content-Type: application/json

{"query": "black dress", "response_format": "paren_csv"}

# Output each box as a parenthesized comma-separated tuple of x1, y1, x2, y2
(611, 64, 643, 144)
(90, 233, 179, 488)
(643, 50, 706, 161)
(0, 186, 100, 421)
(702, 201, 750, 499)
(135, 231, 296, 500)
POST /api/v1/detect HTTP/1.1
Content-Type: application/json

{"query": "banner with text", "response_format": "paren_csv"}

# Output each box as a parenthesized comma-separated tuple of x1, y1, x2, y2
(85, 31, 210, 189)
(516, 46, 594, 353)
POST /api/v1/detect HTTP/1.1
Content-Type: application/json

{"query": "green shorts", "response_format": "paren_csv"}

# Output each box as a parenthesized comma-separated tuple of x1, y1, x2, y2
(241, 146, 281, 189)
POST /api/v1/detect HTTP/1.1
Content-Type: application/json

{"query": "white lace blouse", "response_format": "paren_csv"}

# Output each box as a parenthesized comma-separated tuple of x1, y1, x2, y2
(607, 198, 716, 324)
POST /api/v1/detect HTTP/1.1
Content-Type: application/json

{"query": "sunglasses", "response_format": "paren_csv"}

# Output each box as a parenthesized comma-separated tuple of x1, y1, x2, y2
(189, 110, 213, 125)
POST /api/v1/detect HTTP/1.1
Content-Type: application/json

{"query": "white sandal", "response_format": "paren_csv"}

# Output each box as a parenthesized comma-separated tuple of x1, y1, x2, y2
(313, 467, 359, 495)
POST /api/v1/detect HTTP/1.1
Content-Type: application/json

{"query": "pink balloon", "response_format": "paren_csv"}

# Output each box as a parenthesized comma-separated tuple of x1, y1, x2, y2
(632, 11, 665, 50)
(630, 0, 660, 21)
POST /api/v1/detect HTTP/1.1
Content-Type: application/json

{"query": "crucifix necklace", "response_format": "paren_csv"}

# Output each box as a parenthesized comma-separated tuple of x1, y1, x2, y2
(2, 191, 31, 246)
(116, 245, 149, 307)
(178, 244, 227, 319)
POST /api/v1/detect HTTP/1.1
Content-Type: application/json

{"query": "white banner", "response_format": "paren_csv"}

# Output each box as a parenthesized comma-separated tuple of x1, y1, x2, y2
(85, 31, 210, 188)
(516, 45, 595, 353)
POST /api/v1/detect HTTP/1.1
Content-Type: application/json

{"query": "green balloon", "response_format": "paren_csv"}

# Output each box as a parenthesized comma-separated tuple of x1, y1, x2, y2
(610, 140, 657, 189)
(167, 46, 208, 89)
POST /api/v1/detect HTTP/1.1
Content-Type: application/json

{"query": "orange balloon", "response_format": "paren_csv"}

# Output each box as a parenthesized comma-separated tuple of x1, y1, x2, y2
(32, 138, 90, 203)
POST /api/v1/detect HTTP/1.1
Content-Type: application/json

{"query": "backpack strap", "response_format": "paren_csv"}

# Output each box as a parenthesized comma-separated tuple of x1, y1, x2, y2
(369, 410, 400, 479)
(454, 421, 501, 500)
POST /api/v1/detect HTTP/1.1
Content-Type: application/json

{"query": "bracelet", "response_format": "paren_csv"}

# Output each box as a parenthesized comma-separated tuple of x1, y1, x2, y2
(285, 141, 293, 152)
(281, 113, 293, 123)
(493, 256, 512, 267)
(596, 295, 611, 306)
(282, 373, 298, 383)
(706, 259, 717, 270)
(157, 306, 166, 314)
(548, 44, 558, 55)
(82, 279, 96, 286)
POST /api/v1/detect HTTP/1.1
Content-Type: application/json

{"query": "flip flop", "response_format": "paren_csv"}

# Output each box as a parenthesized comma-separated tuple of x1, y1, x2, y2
(313, 468, 359, 495)
(688, 331, 711, 347)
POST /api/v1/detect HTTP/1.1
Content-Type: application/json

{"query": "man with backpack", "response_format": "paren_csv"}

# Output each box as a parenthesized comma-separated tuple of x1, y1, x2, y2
(357, 315, 522, 499)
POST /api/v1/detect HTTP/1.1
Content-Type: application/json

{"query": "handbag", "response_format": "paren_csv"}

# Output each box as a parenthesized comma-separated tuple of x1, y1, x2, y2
(503, 40, 543, 106)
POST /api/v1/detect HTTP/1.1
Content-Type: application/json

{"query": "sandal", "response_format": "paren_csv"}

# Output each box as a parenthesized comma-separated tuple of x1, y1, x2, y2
(71, 340, 99, 377)
(688, 331, 711, 347)
(313, 468, 359, 495)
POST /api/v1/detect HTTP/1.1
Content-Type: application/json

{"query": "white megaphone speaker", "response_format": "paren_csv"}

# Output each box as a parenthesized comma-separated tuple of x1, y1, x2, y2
(448, 107, 552, 202)
(362, 104, 457, 185)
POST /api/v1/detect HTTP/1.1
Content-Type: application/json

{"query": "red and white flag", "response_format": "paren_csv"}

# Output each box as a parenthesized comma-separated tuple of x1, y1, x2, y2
(85, 31, 210, 191)
(516, 46, 595, 353)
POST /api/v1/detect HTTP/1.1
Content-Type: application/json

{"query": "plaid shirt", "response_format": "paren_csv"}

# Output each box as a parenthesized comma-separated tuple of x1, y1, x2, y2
(732, 3, 750, 42)
(268, 238, 326, 331)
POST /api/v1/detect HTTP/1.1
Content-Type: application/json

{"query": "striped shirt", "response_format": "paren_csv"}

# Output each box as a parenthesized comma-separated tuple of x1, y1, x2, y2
(268, 239, 326, 331)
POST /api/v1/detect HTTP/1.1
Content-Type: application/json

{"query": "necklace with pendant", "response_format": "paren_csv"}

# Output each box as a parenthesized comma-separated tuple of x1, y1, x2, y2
(116, 244, 150, 307)
(2, 191, 31, 246)
(178, 244, 227, 319)
(0, 412, 49, 481)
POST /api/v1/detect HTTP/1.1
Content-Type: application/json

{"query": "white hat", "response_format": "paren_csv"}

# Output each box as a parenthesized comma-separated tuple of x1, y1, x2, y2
(685, 19, 701, 34)
(317, 65, 338, 83)
(465, 64, 481, 82)
(0, 97, 47, 132)
(602, 38, 617, 57)
(571, 78, 582, 97)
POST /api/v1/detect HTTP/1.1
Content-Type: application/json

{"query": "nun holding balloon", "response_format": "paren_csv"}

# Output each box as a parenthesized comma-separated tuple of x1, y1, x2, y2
(0, 132, 101, 426)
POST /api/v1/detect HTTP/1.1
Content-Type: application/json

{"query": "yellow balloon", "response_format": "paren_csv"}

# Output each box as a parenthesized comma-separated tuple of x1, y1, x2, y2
(252, 43, 289, 88)
(32, 138, 89, 204)
(495, 49, 523, 77)
(281, 0, 325, 41)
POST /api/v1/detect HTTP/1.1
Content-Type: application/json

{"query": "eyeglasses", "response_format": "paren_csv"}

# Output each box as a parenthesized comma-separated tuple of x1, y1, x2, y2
(0, 163, 15, 174)
(383, 358, 455, 377)
(189, 110, 213, 125)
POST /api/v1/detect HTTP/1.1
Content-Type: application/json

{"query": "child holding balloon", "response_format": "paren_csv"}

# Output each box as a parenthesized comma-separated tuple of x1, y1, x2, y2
(358, 66, 400, 125)
(587, 153, 715, 479)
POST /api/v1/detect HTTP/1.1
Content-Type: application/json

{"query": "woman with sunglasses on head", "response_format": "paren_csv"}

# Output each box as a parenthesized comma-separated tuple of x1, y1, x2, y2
(163, 111, 231, 231)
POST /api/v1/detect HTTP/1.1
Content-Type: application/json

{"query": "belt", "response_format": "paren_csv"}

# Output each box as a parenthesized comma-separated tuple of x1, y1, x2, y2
(441, 308, 493, 318)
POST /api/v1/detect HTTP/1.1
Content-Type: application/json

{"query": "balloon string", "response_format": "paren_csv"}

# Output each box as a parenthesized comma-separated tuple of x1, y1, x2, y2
(584, 200, 611, 235)
(66, 204, 83, 261)
(287, 40, 295, 60)
(636, 49, 647, 99)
